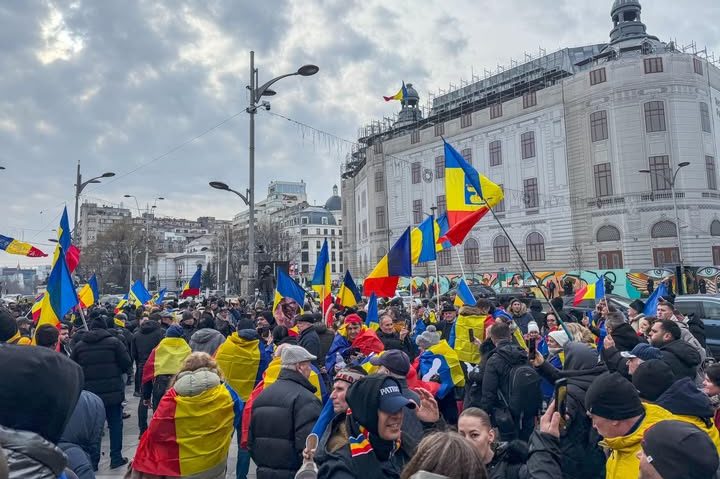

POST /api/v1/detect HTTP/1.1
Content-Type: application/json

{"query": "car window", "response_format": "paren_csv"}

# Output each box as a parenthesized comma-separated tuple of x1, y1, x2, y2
(703, 301, 720, 320)
(676, 300, 702, 318)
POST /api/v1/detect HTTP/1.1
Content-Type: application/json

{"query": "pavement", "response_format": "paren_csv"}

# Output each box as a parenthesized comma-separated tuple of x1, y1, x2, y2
(95, 382, 257, 478)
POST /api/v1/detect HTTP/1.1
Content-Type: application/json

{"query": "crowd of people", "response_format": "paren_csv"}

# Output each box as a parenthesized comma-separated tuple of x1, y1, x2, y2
(1, 288, 719, 479)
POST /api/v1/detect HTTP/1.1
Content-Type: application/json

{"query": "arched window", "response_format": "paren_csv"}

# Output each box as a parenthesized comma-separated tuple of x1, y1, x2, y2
(376, 247, 387, 262)
(711, 220, 720, 236)
(464, 238, 480, 264)
(493, 236, 510, 263)
(526, 232, 545, 262)
(651, 220, 677, 238)
(597, 225, 621, 242)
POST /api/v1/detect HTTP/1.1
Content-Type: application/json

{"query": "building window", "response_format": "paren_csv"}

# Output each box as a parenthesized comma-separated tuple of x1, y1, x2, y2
(413, 199, 423, 224)
(526, 232, 545, 262)
(651, 220, 677, 238)
(493, 236, 510, 263)
(598, 251, 624, 269)
(713, 220, 720, 237)
(523, 178, 539, 209)
(649, 156, 671, 191)
(714, 246, 720, 266)
(438, 249, 451, 266)
(301, 241, 308, 249)
(593, 163, 614, 197)
(316, 240, 322, 248)
(521, 131, 536, 159)
(701, 103, 712, 133)
(707, 156, 717, 190)
(596, 225, 621, 242)
(523, 91, 537, 109)
(653, 247, 680, 267)
(461, 148, 472, 166)
(301, 228, 308, 235)
(331, 264, 336, 273)
(435, 156, 445, 179)
(321, 218, 328, 225)
(464, 238, 480, 264)
(301, 264, 309, 273)
(489, 140, 502, 166)
(373, 142, 383, 154)
(331, 240, 336, 248)
(376, 206, 386, 229)
(495, 184, 505, 213)
(434, 123, 444, 137)
(644, 101, 667, 132)
(644, 57, 663, 74)
(490, 103, 503, 119)
(411, 162, 421, 184)
(411, 129, 420, 144)
(694, 57, 704, 75)
(590, 110, 609, 142)
(461, 112, 472, 128)
(301, 252, 309, 262)
(301, 217, 309, 225)
(437, 195, 446, 215)
(590, 68, 606, 85)
(375, 171, 384, 192)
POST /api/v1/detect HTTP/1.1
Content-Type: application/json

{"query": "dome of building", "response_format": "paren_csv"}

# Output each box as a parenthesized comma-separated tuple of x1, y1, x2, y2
(611, 0, 640, 14)
(324, 185, 342, 211)
(294, 206, 337, 226)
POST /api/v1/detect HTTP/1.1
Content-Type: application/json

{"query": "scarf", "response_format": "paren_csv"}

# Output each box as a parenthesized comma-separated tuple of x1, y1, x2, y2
(346, 415, 401, 476)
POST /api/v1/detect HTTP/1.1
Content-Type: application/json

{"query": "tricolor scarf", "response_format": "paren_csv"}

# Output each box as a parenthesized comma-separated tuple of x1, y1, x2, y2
(346, 415, 401, 477)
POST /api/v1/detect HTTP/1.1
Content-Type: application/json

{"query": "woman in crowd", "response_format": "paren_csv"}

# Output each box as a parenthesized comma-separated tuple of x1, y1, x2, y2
(703, 363, 720, 431)
(400, 431, 487, 479)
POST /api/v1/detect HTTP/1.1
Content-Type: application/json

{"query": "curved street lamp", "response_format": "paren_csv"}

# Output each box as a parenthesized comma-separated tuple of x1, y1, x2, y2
(74, 163, 115, 242)
(209, 181, 250, 205)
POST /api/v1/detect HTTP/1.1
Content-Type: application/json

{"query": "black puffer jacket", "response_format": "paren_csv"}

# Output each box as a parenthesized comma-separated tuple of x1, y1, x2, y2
(315, 323, 336, 367)
(536, 342, 606, 479)
(0, 426, 69, 479)
(610, 323, 644, 352)
(486, 440, 528, 479)
(130, 320, 164, 365)
(298, 326, 321, 362)
(58, 390, 105, 470)
(480, 340, 528, 414)
(601, 345, 631, 379)
(71, 328, 132, 406)
(660, 339, 701, 381)
(248, 368, 322, 479)
(376, 330, 414, 358)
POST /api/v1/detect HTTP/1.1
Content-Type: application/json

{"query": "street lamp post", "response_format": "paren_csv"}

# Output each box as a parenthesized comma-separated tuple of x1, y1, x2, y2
(74, 161, 115, 243)
(124, 194, 164, 287)
(639, 161, 690, 293)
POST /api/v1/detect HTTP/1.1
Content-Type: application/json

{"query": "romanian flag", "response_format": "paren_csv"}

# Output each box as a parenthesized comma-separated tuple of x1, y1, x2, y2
(180, 266, 202, 298)
(417, 339, 465, 399)
(312, 239, 332, 314)
(573, 278, 606, 306)
(114, 293, 128, 314)
(351, 328, 385, 356)
(0, 235, 46, 258)
(365, 293, 379, 330)
(410, 215, 445, 264)
(337, 270, 362, 308)
(454, 278, 476, 308)
(383, 81, 408, 102)
(272, 269, 306, 314)
(452, 311, 491, 363)
(35, 243, 79, 332)
(214, 332, 273, 402)
(130, 280, 152, 305)
(310, 398, 336, 438)
(441, 140, 504, 240)
(131, 382, 242, 477)
(31, 293, 43, 322)
(78, 274, 100, 308)
(55, 207, 80, 272)
(150, 288, 167, 305)
(142, 338, 192, 386)
(363, 227, 412, 298)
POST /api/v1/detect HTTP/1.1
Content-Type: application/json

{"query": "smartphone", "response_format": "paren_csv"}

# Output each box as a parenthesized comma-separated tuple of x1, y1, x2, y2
(468, 328, 475, 343)
(527, 337, 537, 360)
(554, 378, 568, 429)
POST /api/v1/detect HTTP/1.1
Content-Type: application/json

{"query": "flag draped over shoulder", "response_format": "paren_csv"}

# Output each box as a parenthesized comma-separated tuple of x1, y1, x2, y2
(383, 81, 408, 102)
(573, 278, 606, 306)
(363, 227, 412, 297)
(441, 140, 504, 243)
(453, 311, 489, 363)
(214, 333, 272, 402)
(311, 240, 332, 314)
(644, 281, 669, 316)
(0, 235, 47, 258)
(454, 279, 476, 308)
(131, 382, 242, 477)
(181, 267, 202, 298)
(272, 270, 307, 314)
(417, 340, 465, 399)
(337, 270, 361, 307)
(142, 338, 192, 385)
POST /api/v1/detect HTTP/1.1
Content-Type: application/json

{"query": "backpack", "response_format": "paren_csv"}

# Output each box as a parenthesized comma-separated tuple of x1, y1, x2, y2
(499, 363, 542, 418)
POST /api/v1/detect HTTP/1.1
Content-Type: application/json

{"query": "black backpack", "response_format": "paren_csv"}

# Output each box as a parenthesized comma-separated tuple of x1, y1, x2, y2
(499, 363, 543, 418)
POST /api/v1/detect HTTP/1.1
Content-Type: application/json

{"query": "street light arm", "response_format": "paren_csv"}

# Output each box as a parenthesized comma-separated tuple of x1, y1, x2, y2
(228, 188, 250, 206)
(254, 73, 298, 101)
(78, 174, 108, 193)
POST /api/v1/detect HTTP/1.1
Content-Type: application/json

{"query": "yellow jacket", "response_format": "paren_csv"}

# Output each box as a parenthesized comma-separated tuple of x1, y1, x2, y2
(673, 414, 720, 454)
(601, 403, 674, 479)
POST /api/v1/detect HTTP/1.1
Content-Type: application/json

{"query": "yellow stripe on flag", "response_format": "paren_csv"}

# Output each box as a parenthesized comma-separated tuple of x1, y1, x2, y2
(154, 338, 192, 376)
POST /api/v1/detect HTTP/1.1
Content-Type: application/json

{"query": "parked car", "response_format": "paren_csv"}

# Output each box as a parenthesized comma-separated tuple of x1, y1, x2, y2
(674, 295, 720, 360)
(493, 286, 536, 305)
(446, 284, 497, 304)
(394, 289, 413, 308)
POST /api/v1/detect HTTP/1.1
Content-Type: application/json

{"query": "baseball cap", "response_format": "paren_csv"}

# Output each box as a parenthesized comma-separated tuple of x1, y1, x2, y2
(642, 420, 719, 479)
(369, 350, 411, 376)
(620, 343, 662, 361)
(378, 378, 416, 414)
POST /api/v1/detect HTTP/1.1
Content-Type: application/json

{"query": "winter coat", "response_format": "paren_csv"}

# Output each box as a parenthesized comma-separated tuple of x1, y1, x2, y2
(376, 330, 412, 357)
(298, 326, 321, 363)
(181, 324, 196, 344)
(131, 320, 164, 366)
(659, 339, 701, 381)
(214, 318, 235, 337)
(486, 440, 528, 479)
(57, 442, 94, 479)
(0, 425, 70, 479)
(601, 346, 630, 379)
(526, 430, 563, 479)
(189, 328, 226, 356)
(315, 323, 336, 367)
(464, 339, 495, 409)
(480, 340, 530, 414)
(248, 368, 322, 479)
(71, 328, 132, 406)
(58, 390, 105, 471)
(609, 323, 644, 352)
(511, 312, 534, 335)
(601, 403, 673, 479)
(654, 376, 720, 453)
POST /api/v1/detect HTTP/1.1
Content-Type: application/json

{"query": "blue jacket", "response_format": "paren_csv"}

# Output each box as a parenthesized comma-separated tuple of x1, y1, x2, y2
(58, 391, 104, 471)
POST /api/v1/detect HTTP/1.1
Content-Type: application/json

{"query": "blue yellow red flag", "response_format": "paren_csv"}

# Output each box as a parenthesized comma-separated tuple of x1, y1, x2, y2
(363, 227, 412, 297)
(36, 245, 79, 332)
(337, 270, 362, 307)
(130, 280, 152, 305)
(272, 269, 307, 313)
(181, 266, 202, 298)
(454, 278, 477, 308)
(311, 239, 332, 313)
(643, 281, 668, 316)
(365, 293, 379, 330)
(573, 277, 606, 306)
(0, 235, 47, 258)
(54, 207, 80, 272)
(78, 274, 100, 308)
(383, 81, 408, 102)
(410, 215, 441, 264)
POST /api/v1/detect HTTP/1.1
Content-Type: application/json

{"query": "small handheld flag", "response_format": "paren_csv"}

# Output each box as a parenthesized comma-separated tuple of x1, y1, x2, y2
(573, 278, 606, 306)
(272, 269, 307, 313)
(454, 279, 477, 307)
(0, 235, 47, 258)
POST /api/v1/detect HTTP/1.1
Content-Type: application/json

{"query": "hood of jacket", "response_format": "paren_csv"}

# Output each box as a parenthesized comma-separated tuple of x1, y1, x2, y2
(0, 425, 67, 479)
(611, 323, 641, 352)
(655, 377, 714, 418)
(139, 319, 161, 335)
(236, 329, 259, 341)
(661, 339, 701, 367)
(559, 342, 607, 389)
(459, 306, 486, 317)
(602, 403, 672, 452)
(190, 327, 224, 345)
(79, 328, 113, 344)
(173, 368, 222, 397)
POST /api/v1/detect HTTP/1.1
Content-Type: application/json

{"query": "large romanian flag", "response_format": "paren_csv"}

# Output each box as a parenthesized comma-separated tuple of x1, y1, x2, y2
(311, 239, 332, 314)
(214, 332, 273, 402)
(573, 278, 606, 306)
(442, 140, 504, 243)
(272, 269, 306, 314)
(363, 227, 412, 298)
(55, 207, 80, 272)
(180, 266, 202, 298)
(131, 382, 242, 477)
(417, 339, 465, 399)
(35, 242, 78, 332)
(142, 338, 192, 386)
(0, 235, 47, 258)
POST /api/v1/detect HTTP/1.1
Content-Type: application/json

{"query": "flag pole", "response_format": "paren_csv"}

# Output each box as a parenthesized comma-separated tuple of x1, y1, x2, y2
(77, 307, 89, 330)
(430, 206, 441, 314)
(454, 248, 467, 279)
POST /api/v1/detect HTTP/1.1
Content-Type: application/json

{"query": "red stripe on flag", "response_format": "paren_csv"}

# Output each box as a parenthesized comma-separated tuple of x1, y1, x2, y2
(438, 207, 490, 246)
(573, 285, 589, 306)
(142, 349, 156, 385)
(131, 388, 181, 476)
(363, 276, 399, 298)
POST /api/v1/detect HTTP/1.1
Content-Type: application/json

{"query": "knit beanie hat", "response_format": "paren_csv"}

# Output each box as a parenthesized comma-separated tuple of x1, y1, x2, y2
(548, 330, 569, 347)
(415, 325, 441, 349)
(642, 420, 719, 479)
(585, 372, 644, 420)
(527, 321, 540, 334)
(165, 324, 184, 338)
(632, 359, 675, 401)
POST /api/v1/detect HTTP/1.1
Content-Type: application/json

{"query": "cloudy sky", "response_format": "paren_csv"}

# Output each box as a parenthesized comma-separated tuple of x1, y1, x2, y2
(1, 0, 719, 267)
